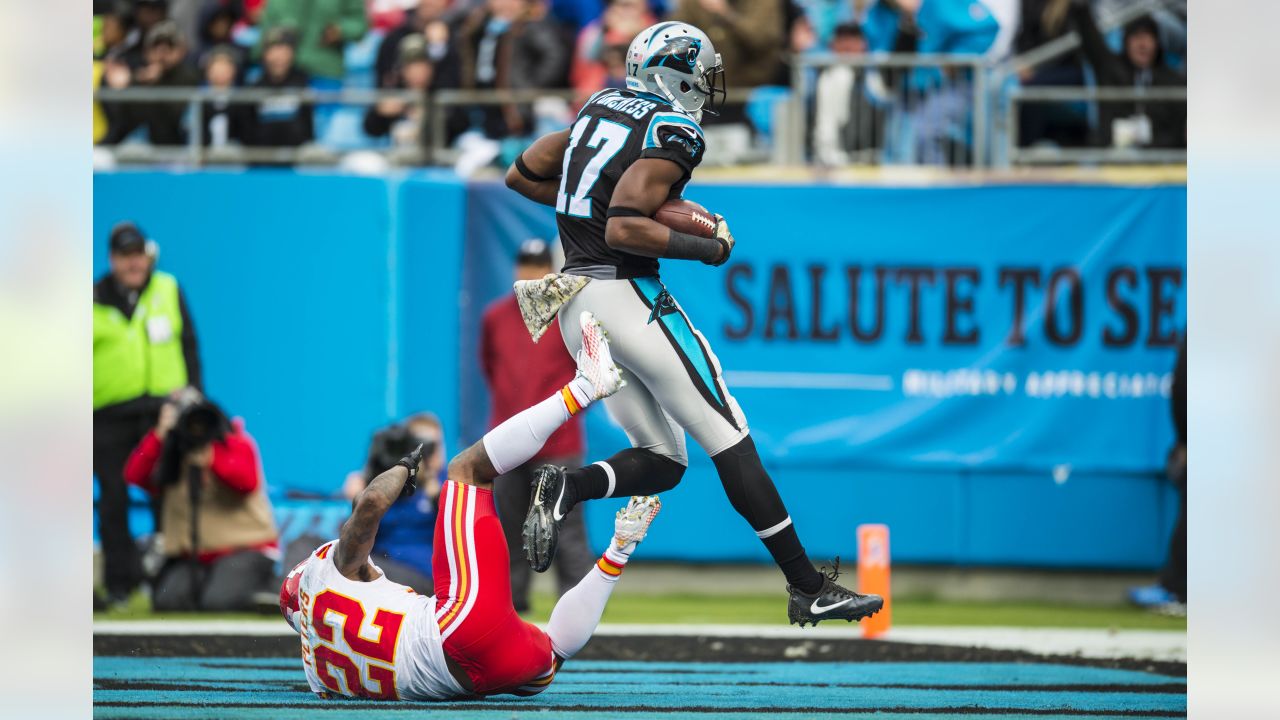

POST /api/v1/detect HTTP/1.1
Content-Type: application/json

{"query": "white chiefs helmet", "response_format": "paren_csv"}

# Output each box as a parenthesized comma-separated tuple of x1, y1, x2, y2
(625, 22, 726, 122)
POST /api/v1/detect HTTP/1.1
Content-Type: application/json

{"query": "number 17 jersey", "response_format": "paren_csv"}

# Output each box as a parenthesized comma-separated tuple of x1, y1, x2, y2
(555, 88, 707, 280)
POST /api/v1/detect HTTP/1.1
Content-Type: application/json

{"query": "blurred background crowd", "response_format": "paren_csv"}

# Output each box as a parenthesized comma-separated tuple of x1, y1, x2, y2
(92, 0, 1188, 169)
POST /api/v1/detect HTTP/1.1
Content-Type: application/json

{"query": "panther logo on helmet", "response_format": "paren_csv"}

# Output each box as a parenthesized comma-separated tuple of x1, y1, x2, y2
(645, 35, 702, 72)
(686, 41, 700, 67)
(625, 22, 726, 122)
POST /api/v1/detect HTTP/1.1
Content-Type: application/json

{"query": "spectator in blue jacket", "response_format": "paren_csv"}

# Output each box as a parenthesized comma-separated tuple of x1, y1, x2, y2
(341, 413, 444, 593)
(861, 0, 1000, 61)
(859, 0, 1001, 164)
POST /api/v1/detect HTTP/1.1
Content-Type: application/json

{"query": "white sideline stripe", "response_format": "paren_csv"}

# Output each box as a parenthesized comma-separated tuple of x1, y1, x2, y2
(92, 621, 1186, 661)
(724, 371, 895, 391)
(882, 626, 1188, 663)
(95, 621, 297, 636)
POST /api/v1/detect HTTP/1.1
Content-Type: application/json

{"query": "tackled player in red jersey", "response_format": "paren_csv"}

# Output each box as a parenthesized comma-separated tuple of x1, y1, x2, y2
(279, 311, 661, 700)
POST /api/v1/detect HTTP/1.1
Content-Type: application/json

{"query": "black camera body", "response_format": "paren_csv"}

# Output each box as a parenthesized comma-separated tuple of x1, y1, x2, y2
(366, 424, 437, 484)
(158, 394, 230, 488)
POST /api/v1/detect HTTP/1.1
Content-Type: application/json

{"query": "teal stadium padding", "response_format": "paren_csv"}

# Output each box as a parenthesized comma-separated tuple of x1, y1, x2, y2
(93, 170, 1185, 569)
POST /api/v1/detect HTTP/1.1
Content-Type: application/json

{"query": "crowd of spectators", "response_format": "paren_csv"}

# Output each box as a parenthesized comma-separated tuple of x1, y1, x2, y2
(92, 0, 1187, 164)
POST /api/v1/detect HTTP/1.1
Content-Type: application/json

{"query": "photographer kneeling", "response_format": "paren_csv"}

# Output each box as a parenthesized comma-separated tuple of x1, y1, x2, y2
(124, 389, 279, 611)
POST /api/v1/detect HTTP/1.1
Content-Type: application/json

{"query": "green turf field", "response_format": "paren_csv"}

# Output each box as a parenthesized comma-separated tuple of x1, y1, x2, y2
(529, 592, 1188, 630)
(95, 591, 1186, 631)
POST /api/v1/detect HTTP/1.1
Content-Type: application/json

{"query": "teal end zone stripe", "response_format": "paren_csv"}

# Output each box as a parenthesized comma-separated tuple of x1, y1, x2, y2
(633, 278, 725, 408)
(645, 112, 704, 149)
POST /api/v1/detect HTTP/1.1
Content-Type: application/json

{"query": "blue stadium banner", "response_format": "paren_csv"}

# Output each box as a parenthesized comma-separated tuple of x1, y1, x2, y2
(461, 183, 1187, 475)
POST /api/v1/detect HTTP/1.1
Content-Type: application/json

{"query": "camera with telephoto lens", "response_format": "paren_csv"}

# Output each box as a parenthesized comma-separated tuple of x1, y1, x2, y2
(366, 423, 438, 484)
(158, 389, 231, 487)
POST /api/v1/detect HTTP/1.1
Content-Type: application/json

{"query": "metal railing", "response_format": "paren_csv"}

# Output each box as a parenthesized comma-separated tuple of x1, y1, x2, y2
(1004, 85, 1187, 165)
(785, 53, 989, 169)
(95, 86, 586, 167)
(93, 85, 766, 168)
(95, 0, 1187, 172)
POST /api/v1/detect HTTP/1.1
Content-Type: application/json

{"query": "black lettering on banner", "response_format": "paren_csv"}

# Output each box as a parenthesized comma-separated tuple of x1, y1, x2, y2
(724, 264, 754, 340)
(764, 264, 799, 340)
(943, 267, 981, 346)
(1045, 267, 1084, 346)
(847, 265, 886, 343)
(1145, 267, 1182, 347)
(1103, 266, 1140, 347)
(895, 267, 936, 345)
(807, 265, 839, 341)
(999, 267, 1041, 347)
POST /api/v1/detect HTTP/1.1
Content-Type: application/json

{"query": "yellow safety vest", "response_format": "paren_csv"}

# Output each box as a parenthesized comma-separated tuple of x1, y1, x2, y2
(93, 271, 189, 410)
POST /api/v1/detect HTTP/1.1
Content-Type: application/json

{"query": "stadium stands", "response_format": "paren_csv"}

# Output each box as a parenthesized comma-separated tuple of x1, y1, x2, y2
(93, 0, 1187, 168)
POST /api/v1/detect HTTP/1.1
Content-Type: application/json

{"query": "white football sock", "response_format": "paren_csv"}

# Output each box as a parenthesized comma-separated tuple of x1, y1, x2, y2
(567, 374, 594, 408)
(545, 539, 634, 660)
(481, 382, 593, 475)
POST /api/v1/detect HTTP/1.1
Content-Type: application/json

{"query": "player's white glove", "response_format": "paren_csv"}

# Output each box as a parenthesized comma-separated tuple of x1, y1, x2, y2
(613, 495, 662, 548)
(708, 213, 735, 267)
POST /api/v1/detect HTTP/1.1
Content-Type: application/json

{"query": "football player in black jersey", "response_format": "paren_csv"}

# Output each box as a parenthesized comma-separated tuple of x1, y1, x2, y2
(504, 22, 882, 627)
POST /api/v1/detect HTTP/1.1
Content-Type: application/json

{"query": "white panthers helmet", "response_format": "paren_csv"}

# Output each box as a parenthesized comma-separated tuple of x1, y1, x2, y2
(625, 22, 726, 122)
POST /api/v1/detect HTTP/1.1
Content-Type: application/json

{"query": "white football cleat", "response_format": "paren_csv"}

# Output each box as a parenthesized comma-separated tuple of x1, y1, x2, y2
(576, 311, 624, 400)
(613, 495, 662, 548)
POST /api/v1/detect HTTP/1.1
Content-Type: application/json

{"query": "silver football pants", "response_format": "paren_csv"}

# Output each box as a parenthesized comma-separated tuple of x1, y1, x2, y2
(558, 276, 749, 465)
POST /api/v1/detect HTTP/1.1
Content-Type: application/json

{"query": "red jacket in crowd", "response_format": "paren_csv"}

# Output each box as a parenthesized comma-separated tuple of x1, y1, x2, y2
(124, 418, 261, 494)
(480, 294, 584, 461)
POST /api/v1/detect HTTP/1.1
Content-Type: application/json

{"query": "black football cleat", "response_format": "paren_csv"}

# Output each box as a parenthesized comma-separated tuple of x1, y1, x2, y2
(787, 558, 883, 627)
(521, 464, 576, 573)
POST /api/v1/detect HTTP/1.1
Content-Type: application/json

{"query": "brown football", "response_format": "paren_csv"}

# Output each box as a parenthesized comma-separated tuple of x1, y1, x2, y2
(654, 198, 717, 239)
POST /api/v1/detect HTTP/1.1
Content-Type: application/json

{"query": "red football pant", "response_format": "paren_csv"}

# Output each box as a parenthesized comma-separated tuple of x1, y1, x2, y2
(433, 481, 554, 695)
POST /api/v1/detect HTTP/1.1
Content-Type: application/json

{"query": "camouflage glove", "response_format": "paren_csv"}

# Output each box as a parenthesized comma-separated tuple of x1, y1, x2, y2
(707, 213, 735, 267)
